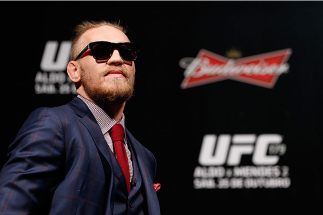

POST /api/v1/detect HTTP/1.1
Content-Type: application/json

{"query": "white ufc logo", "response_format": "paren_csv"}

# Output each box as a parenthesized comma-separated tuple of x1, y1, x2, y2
(40, 41, 71, 72)
(198, 134, 285, 166)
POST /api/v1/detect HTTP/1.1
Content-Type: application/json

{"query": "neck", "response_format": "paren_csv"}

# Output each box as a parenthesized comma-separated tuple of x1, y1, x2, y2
(98, 101, 126, 122)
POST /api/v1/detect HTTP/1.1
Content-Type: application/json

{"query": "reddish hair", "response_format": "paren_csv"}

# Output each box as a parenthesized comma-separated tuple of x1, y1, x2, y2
(70, 20, 127, 60)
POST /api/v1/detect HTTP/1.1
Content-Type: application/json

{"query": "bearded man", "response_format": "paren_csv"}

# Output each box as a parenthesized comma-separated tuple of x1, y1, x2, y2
(0, 20, 161, 215)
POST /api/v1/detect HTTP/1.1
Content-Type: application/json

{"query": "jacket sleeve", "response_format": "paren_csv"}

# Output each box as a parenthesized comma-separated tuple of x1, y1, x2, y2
(0, 107, 65, 214)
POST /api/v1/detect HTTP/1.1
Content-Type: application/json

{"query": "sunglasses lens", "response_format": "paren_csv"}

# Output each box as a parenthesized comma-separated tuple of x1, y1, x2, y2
(91, 42, 139, 61)
(119, 44, 138, 61)
(92, 43, 113, 60)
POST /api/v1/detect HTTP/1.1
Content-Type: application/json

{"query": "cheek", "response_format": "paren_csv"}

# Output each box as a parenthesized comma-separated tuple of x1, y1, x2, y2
(80, 64, 103, 84)
(129, 65, 136, 76)
(89, 74, 104, 86)
(132, 63, 136, 74)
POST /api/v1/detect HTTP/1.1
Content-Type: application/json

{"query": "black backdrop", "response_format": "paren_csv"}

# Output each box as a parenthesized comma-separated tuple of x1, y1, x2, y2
(1, 1, 322, 214)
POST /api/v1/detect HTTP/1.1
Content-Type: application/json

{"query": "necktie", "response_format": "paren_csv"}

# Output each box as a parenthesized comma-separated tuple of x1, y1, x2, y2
(109, 124, 131, 193)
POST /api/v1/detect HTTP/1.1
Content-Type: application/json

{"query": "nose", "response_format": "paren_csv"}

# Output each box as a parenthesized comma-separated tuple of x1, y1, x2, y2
(107, 49, 123, 66)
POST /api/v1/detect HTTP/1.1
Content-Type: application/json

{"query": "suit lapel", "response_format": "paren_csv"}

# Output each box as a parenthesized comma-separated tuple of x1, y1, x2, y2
(68, 97, 129, 195)
(126, 130, 161, 215)
(68, 97, 113, 165)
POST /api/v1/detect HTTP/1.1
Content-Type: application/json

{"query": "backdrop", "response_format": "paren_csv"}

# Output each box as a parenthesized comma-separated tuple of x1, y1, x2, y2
(0, 1, 322, 214)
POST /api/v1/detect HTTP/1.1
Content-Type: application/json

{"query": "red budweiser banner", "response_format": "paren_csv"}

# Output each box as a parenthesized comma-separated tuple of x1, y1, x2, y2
(180, 49, 292, 89)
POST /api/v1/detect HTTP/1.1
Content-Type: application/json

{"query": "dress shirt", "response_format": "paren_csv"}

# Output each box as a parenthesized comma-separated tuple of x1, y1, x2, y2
(77, 95, 133, 181)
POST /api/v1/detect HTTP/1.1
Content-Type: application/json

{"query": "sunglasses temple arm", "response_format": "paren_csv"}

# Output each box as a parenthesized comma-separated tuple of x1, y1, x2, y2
(75, 45, 90, 61)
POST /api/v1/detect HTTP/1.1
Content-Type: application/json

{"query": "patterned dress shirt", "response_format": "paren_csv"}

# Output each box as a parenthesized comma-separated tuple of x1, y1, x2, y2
(77, 95, 133, 181)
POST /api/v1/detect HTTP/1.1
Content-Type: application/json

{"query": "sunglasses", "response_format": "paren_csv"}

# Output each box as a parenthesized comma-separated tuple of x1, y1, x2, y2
(75, 41, 140, 61)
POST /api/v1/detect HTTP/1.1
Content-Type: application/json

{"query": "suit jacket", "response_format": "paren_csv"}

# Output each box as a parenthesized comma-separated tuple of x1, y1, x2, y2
(0, 97, 160, 215)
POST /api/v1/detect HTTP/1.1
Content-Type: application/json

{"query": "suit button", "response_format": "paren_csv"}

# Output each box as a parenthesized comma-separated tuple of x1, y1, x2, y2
(129, 203, 133, 208)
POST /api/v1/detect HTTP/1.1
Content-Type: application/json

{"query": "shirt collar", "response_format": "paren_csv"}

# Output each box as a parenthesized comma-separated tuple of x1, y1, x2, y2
(77, 94, 125, 135)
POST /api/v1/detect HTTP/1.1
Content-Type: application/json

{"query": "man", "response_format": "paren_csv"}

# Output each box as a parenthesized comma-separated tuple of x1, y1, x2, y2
(0, 20, 160, 215)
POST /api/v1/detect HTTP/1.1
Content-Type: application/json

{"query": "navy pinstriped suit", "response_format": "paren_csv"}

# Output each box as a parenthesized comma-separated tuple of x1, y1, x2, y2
(0, 97, 160, 215)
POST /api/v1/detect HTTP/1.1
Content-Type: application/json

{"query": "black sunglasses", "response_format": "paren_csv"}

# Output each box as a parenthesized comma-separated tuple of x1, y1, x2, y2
(75, 41, 140, 61)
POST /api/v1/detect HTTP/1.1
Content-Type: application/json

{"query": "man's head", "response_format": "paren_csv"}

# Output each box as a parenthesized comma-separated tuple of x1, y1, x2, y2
(67, 20, 137, 104)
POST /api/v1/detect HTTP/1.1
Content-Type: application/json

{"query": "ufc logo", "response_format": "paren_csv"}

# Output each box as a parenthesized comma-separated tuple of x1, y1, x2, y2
(40, 41, 71, 72)
(198, 134, 285, 166)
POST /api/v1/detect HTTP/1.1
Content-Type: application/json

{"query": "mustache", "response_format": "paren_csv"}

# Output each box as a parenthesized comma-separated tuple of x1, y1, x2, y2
(102, 66, 129, 78)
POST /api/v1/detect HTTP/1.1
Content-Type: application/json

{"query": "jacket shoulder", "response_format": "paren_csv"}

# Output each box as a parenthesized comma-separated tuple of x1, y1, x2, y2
(19, 104, 72, 129)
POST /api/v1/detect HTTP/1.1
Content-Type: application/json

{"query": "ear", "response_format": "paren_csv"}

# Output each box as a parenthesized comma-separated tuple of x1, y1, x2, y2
(67, 61, 81, 83)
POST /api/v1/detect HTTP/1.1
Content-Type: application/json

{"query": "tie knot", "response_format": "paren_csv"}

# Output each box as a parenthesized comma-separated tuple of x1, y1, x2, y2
(110, 124, 125, 143)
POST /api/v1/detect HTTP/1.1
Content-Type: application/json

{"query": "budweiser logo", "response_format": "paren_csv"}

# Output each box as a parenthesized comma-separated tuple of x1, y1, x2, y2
(180, 49, 292, 89)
